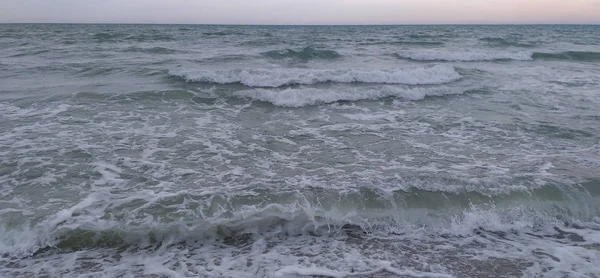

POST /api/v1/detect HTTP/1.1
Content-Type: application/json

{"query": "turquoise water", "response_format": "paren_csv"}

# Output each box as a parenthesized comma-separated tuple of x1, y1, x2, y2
(1, 24, 599, 277)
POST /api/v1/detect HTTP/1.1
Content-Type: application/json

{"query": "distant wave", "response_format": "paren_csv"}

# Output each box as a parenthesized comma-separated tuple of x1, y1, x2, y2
(262, 46, 342, 61)
(9, 49, 51, 57)
(532, 51, 600, 61)
(361, 41, 444, 46)
(235, 86, 467, 107)
(203, 31, 244, 36)
(196, 54, 253, 63)
(91, 32, 173, 43)
(395, 50, 533, 62)
(92, 32, 123, 42)
(396, 50, 600, 62)
(168, 65, 461, 87)
(479, 37, 536, 47)
(239, 39, 279, 47)
(126, 34, 174, 42)
(123, 46, 176, 54)
(408, 33, 436, 39)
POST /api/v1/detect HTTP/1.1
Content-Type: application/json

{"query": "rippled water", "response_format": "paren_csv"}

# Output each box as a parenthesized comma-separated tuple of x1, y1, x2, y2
(1, 24, 600, 278)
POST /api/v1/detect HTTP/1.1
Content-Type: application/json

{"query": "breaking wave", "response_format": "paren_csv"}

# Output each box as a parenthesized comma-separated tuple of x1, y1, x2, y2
(234, 86, 467, 107)
(168, 64, 461, 87)
(1, 183, 598, 258)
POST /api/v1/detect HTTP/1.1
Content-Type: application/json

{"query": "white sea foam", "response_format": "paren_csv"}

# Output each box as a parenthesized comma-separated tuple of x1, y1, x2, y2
(234, 86, 466, 107)
(169, 64, 461, 87)
(397, 50, 533, 62)
(275, 262, 454, 278)
(2, 193, 600, 277)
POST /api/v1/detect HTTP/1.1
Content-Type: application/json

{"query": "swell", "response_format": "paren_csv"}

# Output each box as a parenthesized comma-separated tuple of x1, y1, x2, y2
(9, 49, 51, 57)
(2, 181, 598, 257)
(70, 86, 465, 107)
(195, 54, 252, 63)
(479, 37, 536, 47)
(396, 50, 600, 62)
(532, 51, 600, 62)
(395, 51, 533, 62)
(168, 64, 461, 88)
(261, 46, 341, 61)
(122, 46, 177, 54)
(91, 32, 173, 43)
(203, 31, 244, 36)
(361, 41, 444, 47)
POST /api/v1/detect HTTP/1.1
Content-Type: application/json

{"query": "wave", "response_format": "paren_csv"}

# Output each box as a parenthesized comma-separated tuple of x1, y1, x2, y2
(123, 46, 176, 54)
(396, 50, 533, 62)
(408, 33, 436, 39)
(203, 31, 244, 36)
(532, 51, 600, 62)
(361, 41, 444, 46)
(262, 46, 341, 61)
(91, 32, 173, 43)
(91, 32, 123, 42)
(168, 64, 461, 88)
(480, 37, 536, 47)
(1, 182, 598, 257)
(76, 67, 117, 77)
(197, 54, 252, 63)
(126, 34, 174, 42)
(235, 86, 467, 107)
(239, 38, 281, 46)
(396, 50, 600, 62)
(9, 49, 51, 57)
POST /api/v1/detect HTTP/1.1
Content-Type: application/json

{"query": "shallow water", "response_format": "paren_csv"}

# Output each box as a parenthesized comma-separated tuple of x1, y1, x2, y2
(1, 24, 599, 277)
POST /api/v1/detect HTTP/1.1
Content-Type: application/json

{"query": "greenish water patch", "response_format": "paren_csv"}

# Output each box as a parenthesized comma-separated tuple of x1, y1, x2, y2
(262, 46, 342, 61)
(532, 51, 600, 61)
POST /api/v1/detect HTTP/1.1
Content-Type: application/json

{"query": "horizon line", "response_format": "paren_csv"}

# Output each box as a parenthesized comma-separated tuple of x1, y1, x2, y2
(1, 22, 599, 26)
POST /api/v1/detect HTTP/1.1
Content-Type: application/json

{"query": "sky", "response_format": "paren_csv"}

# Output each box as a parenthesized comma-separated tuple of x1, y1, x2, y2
(1, 0, 599, 24)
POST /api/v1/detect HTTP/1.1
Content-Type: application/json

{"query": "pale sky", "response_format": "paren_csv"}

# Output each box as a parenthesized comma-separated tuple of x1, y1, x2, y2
(1, 0, 599, 24)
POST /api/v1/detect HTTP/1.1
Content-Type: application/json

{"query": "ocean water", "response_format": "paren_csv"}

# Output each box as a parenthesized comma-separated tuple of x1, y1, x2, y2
(0, 24, 599, 278)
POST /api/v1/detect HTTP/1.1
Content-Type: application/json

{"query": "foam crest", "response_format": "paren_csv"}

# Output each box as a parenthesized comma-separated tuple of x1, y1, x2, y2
(234, 86, 466, 107)
(169, 64, 461, 87)
(396, 50, 533, 62)
(2, 184, 598, 258)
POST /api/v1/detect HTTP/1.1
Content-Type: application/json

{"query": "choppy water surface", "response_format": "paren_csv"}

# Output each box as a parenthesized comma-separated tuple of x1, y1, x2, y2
(1, 24, 600, 278)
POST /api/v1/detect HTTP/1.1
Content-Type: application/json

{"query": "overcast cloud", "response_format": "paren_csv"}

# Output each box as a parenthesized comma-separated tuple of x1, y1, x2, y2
(1, 0, 599, 24)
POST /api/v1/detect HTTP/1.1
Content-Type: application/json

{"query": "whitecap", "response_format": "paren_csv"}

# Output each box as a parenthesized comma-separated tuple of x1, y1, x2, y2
(169, 64, 461, 87)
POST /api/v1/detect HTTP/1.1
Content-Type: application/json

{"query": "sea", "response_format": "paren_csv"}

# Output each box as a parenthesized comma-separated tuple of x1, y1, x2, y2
(0, 24, 599, 278)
